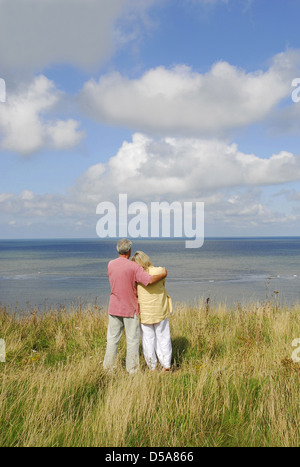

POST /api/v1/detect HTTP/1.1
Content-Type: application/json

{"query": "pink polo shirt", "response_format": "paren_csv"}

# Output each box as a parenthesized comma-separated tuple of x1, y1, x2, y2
(107, 257, 152, 318)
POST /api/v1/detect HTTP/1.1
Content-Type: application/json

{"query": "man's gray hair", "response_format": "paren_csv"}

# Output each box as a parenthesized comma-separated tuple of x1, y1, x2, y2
(117, 238, 132, 255)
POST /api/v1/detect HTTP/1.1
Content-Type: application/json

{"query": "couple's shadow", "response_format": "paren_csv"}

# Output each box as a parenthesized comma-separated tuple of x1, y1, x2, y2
(137, 336, 189, 371)
(171, 336, 189, 369)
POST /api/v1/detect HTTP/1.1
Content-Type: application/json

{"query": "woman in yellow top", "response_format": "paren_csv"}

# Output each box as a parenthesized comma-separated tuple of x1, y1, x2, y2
(131, 251, 172, 371)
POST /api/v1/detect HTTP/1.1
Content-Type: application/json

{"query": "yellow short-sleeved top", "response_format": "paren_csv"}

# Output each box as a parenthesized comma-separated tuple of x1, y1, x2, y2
(137, 266, 172, 325)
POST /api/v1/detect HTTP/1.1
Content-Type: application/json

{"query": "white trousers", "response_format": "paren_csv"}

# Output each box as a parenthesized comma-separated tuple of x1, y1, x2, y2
(140, 318, 172, 370)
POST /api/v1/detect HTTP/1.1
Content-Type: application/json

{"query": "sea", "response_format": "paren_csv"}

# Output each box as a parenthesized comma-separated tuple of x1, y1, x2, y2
(0, 237, 300, 312)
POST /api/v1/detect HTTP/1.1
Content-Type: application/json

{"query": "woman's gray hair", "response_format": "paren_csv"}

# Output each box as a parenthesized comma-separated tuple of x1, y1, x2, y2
(117, 238, 132, 255)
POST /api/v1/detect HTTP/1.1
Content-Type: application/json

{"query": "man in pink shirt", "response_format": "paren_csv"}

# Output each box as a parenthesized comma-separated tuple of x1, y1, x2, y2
(103, 238, 167, 374)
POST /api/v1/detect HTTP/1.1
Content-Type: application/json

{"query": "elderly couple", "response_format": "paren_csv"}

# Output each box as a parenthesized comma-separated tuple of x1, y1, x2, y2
(103, 238, 172, 374)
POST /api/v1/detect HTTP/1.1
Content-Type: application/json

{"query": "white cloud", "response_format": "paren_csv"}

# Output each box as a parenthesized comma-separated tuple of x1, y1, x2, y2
(0, 75, 85, 155)
(47, 119, 85, 150)
(81, 50, 300, 137)
(268, 93, 300, 136)
(207, 188, 300, 230)
(0, 0, 159, 74)
(72, 133, 300, 202)
(20, 190, 35, 201)
(1, 133, 300, 234)
(0, 0, 123, 72)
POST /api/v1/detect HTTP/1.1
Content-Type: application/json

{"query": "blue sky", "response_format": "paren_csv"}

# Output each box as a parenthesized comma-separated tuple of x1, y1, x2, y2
(0, 0, 300, 239)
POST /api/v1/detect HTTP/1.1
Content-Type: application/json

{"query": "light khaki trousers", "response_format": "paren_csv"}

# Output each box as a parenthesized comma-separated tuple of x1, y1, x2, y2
(103, 314, 140, 374)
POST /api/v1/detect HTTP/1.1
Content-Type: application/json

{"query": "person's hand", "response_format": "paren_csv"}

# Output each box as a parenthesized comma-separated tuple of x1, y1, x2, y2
(149, 267, 167, 285)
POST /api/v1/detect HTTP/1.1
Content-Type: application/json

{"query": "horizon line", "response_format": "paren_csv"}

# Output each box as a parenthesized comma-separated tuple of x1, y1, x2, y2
(1, 236, 300, 241)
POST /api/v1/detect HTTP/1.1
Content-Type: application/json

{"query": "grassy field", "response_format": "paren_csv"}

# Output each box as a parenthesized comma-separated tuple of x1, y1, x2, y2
(0, 299, 299, 447)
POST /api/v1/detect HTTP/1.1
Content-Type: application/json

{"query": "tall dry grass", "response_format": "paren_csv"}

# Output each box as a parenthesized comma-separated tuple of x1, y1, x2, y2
(0, 299, 299, 447)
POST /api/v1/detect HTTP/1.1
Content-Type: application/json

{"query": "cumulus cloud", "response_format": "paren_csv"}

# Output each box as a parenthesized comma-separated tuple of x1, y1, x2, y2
(1, 133, 300, 234)
(0, 0, 159, 74)
(72, 133, 300, 203)
(268, 92, 300, 136)
(0, 75, 85, 155)
(0, 0, 123, 72)
(47, 119, 85, 150)
(80, 50, 300, 137)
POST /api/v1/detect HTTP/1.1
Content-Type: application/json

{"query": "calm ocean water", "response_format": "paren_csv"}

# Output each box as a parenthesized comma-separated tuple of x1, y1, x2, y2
(0, 237, 299, 311)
